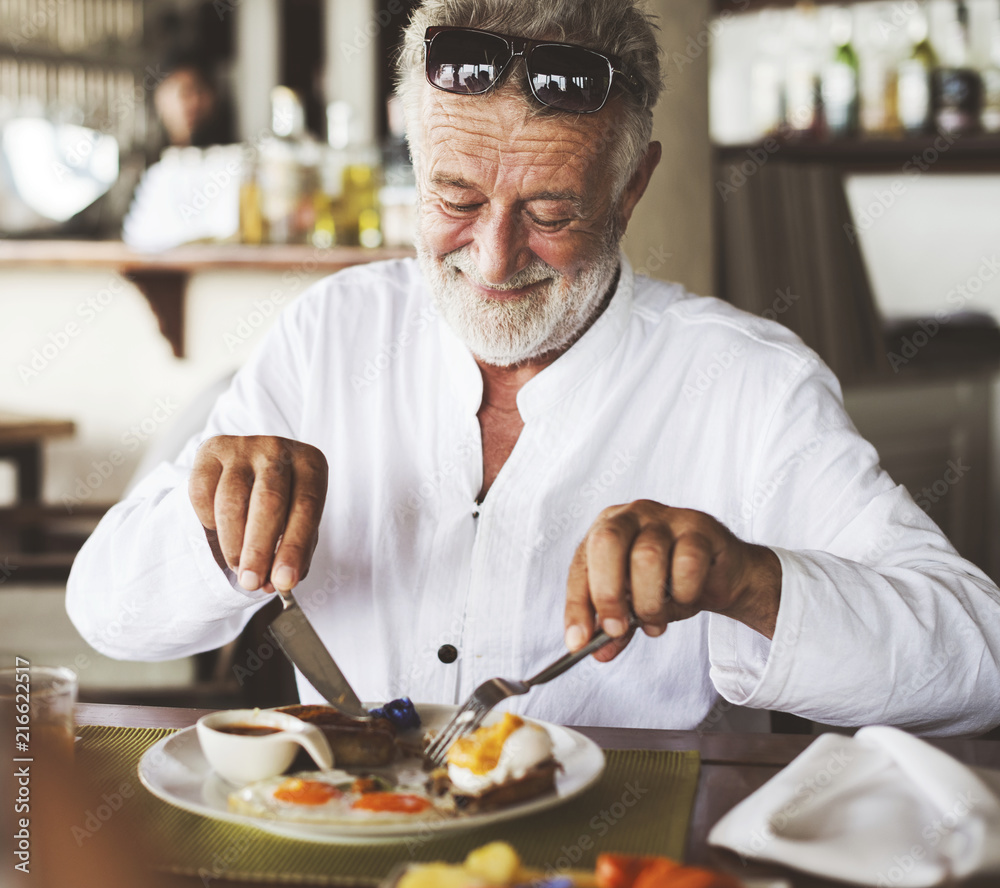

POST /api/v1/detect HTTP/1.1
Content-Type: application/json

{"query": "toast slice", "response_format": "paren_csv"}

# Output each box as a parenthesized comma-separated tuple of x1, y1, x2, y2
(450, 759, 560, 813)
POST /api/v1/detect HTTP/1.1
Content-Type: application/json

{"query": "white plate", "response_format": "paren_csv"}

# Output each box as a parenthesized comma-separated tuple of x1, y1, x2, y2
(137, 704, 605, 843)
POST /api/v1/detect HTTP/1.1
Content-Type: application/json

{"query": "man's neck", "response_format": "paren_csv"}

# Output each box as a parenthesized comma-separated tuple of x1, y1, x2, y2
(476, 358, 548, 412)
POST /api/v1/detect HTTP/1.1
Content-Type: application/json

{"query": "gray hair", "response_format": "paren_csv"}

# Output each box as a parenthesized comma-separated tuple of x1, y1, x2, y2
(396, 0, 663, 202)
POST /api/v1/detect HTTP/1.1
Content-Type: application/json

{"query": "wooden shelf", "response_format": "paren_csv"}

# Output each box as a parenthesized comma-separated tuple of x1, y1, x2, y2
(0, 241, 415, 272)
(0, 413, 75, 446)
(715, 0, 911, 13)
(714, 133, 1000, 169)
(0, 242, 416, 357)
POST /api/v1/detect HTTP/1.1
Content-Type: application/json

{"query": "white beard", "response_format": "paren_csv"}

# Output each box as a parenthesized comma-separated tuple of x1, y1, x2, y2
(417, 234, 621, 367)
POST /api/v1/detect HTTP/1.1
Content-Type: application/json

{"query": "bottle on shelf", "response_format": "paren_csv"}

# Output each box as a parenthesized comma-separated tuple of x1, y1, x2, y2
(856, 4, 903, 137)
(981, 14, 1000, 133)
(250, 86, 321, 245)
(321, 100, 382, 249)
(896, 3, 937, 134)
(821, 7, 860, 138)
(783, 5, 821, 139)
(740, 10, 787, 140)
(239, 156, 265, 245)
(379, 96, 417, 248)
(932, 0, 983, 135)
(750, 56, 784, 140)
(312, 159, 338, 250)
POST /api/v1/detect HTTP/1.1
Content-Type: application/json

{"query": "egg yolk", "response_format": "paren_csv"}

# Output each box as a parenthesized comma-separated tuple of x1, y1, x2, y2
(273, 778, 343, 805)
(350, 792, 432, 813)
(446, 713, 524, 775)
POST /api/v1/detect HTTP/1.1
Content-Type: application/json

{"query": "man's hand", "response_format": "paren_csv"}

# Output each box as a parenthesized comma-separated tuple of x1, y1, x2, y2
(564, 500, 782, 660)
(189, 436, 328, 593)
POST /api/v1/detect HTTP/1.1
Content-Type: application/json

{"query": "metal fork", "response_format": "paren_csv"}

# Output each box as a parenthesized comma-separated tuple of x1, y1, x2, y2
(425, 613, 642, 768)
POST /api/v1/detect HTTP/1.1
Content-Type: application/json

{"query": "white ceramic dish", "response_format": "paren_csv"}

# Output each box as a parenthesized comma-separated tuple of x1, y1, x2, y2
(195, 708, 333, 785)
(137, 704, 605, 843)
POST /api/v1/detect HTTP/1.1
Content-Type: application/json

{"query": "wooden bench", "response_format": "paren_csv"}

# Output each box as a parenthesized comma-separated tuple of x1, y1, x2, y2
(0, 412, 108, 583)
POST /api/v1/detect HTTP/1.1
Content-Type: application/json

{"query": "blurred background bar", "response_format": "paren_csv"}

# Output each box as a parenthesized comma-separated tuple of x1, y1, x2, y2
(707, 0, 1000, 605)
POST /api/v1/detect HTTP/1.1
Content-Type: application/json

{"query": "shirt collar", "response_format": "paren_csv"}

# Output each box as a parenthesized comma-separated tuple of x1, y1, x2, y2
(435, 251, 636, 418)
(516, 251, 635, 420)
(438, 301, 484, 415)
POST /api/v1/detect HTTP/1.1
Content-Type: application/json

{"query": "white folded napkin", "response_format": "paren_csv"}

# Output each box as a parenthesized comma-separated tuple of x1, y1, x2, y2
(708, 725, 1000, 886)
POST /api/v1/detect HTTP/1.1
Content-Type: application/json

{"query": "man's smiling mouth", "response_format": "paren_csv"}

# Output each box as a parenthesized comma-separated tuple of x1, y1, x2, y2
(464, 276, 550, 300)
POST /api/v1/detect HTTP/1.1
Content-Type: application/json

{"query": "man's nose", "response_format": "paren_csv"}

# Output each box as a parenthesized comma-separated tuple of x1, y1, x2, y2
(472, 209, 531, 286)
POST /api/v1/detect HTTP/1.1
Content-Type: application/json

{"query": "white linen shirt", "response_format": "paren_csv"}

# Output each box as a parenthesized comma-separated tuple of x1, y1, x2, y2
(67, 256, 1000, 734)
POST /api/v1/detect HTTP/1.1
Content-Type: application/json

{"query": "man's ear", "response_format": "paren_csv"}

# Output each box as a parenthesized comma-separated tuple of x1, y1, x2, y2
(619, 141, 662, 228)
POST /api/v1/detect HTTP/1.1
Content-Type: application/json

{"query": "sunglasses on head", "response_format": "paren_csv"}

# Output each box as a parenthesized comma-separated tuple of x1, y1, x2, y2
(423, 26, 642, 114)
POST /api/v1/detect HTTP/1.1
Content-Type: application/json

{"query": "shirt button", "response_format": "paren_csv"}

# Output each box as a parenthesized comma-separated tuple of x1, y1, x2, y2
(437, 644, 458, 664)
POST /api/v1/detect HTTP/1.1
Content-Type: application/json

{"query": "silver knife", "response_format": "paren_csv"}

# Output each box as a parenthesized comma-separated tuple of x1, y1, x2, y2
(269, 587, 371, 720)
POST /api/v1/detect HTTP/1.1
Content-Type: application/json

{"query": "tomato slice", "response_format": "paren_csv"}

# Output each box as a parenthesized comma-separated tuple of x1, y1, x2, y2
(350, 792, 432, 814)
(273, 779, 343, 806)
(351, 777, 379, 795)
(634, 862, 741, 888)
(597, 855, 675, 888)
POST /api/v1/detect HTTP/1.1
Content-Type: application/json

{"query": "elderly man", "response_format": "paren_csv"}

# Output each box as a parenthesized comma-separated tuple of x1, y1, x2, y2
(68, 0, 1000, 734)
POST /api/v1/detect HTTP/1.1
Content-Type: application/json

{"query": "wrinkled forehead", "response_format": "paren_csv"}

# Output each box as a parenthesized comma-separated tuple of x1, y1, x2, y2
(418, 85, 619, 199)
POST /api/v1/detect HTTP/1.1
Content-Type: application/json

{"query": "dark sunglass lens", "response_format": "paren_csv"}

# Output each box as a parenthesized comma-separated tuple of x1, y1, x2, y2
(528, 44, 612, 112)
(428, 30, 509, 94)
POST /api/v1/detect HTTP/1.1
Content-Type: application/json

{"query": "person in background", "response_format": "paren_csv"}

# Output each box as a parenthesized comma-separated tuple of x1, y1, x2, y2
(122, 51, 237, 250)
(153, 52, 231, 148)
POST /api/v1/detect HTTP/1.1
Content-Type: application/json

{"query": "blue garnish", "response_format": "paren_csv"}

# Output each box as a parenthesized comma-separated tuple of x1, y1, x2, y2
(515, 879, 575, 888)
(368, 697, 421, 730)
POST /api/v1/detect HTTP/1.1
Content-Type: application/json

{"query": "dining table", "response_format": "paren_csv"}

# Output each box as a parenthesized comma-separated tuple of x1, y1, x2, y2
(74, 702, 1000, 888)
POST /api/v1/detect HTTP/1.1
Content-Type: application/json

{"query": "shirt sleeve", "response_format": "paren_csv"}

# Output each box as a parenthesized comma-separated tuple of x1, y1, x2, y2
(707, 357, 1000, 736)
(65, 287, 320, 661)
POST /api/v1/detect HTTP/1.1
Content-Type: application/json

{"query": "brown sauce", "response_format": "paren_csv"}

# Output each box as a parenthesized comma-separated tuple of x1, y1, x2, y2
(216, 724, 283, 736)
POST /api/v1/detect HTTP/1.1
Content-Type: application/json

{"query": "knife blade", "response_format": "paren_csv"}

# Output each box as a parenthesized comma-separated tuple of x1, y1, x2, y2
(269, 588, 370, 720)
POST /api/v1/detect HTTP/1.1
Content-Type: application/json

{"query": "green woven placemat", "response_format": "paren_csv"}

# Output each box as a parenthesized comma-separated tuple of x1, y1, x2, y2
(78, 725, 699, 886)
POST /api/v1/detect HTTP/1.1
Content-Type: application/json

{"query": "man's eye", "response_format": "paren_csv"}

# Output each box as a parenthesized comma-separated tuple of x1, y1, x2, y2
(530, 215, 570, 230)
(444, 201, 482, 213)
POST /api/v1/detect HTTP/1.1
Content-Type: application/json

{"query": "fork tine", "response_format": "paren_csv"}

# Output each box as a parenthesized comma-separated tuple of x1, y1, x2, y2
(425, 708, 472, 763)
(427, 703, 488, 767)
(455, 709, 488, 741)
(427, 706, 480, 762)
(426, 726, 462, 767)
(425, 725, 459, 764)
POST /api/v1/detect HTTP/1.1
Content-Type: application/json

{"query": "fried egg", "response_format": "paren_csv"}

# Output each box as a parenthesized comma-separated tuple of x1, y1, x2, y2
(228, 770, 446, 824)
(446, 714, 555, 795)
